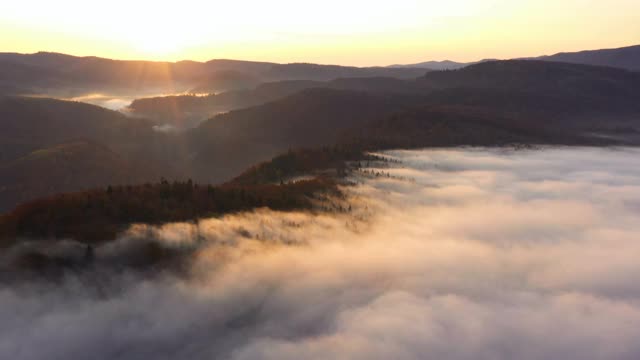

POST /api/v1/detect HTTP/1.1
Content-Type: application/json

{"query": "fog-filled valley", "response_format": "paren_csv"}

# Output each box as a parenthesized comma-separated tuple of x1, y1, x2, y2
(4, 148, 640, 359)
(1, 37, 640, 359)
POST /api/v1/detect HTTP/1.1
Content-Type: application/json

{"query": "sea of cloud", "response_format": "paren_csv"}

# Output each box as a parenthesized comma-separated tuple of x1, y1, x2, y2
(3, 147, 640, 360)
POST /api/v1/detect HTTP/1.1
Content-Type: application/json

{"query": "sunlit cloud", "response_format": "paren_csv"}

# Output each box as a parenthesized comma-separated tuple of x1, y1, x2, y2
(3, 147, 640, 359)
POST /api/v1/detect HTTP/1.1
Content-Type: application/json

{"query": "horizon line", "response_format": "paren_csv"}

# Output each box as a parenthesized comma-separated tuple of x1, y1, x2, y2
(1, 43, 638, 68)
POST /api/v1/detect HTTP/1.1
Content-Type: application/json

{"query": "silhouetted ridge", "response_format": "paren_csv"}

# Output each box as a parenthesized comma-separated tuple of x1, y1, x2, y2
(0, 52, 428, 97)
(533, 44, 640, 71)
(421, 60, 640, 93)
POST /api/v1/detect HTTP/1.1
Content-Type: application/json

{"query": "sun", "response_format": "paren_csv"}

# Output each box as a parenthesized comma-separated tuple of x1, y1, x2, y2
(136, 38, 181, 58)
(128, 28, 190, 59)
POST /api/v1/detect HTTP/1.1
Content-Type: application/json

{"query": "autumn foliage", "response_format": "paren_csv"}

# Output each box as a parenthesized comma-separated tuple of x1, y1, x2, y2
(0, 178, 337, 244)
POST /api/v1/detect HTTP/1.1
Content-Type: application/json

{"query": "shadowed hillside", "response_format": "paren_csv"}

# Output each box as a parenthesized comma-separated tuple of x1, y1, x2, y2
(0, 97, 192, 210)
(127, 77, 412, 127)
(188, 88, 425, 182)
(0, 96, 155, 160)
(419, 60, 640, 95)
(127, 80, 324, 127)
(416, 61, 640, 133)
(130, 60, 640, 131)
(0, 140, 157, 212)
(187, 61, 640, 182)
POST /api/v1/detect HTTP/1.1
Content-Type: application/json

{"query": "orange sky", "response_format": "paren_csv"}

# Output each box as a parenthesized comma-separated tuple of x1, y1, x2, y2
(1, 0, 638, 66)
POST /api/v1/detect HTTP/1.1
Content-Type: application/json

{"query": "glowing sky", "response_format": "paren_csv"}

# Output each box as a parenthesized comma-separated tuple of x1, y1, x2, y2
(1, 0, 638, 65)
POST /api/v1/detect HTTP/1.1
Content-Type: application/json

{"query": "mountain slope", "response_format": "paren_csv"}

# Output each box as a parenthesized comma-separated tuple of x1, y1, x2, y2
(0, 97, 192, 211)
(185, 60, 640, 182)
(127, 80, 324, 127)
(188, 89, 425, 182)
(0, 96, 157, 161)
(127, 77, 411, 127)
(419, 60, 640, 92)
(416, 61, 640, 130)
(0, 140, 155, 212)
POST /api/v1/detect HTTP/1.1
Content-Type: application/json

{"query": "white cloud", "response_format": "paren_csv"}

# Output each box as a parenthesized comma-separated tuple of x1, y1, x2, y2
(3, 147, 640, 359)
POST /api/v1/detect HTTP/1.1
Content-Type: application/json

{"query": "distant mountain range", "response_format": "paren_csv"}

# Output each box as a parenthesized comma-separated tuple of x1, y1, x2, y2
(3, 44, 637, 100)
(3, 59, 639, 211)
(129, 47, 640, 129)
(132, 44, 640, 127)
(389, 44, 640, 71)
(0, 52, 427, 97)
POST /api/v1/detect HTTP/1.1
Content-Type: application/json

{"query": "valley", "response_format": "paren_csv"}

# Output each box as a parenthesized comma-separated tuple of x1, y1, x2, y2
(1, 32, 639, 359)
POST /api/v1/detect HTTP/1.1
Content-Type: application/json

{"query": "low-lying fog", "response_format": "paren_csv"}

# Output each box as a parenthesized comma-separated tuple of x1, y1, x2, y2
(30, 90, 208, 111)
(69, 93, 138, 110)
(68, 92, 208, 111)
(4, 147, 640, 360)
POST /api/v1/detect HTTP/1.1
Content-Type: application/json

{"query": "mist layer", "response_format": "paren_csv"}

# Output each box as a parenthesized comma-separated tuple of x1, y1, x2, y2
(3, 147, 640, 360)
